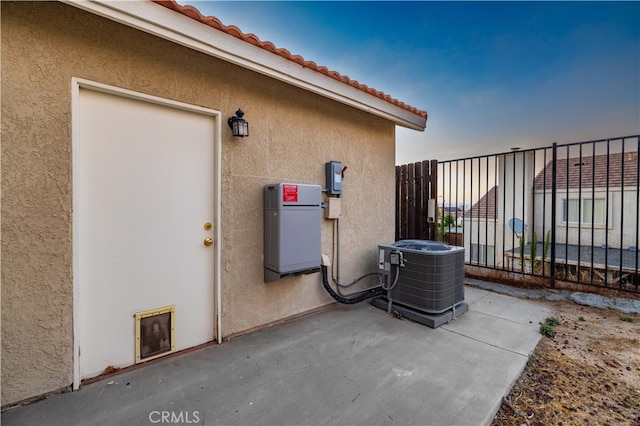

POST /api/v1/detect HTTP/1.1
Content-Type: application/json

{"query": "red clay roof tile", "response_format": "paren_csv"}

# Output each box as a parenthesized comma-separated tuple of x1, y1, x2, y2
(467, 186, 499, 220)
(153, 0, 427, 120)
(534, 152, 638, 190)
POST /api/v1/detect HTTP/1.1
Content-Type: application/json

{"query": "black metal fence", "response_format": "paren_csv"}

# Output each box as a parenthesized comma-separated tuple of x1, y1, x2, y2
(437, 135, 640, 293)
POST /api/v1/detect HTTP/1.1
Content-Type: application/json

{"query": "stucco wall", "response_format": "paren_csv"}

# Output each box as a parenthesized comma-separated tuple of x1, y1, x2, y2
(1, 2, 396, 406)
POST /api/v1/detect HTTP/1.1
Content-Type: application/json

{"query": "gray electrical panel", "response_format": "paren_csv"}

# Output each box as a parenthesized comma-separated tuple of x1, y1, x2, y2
(264, 183, 322, 282)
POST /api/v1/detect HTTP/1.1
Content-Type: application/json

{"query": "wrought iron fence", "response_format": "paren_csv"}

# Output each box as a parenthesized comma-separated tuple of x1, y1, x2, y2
(435, 135, 639, 293)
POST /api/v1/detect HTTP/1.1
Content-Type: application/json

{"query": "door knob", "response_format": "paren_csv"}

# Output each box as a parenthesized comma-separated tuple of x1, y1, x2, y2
(204, 237, 213, 247)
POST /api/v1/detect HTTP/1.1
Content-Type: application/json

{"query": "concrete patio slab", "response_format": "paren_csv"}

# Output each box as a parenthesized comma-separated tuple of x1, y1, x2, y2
(2, 286, 549, 426)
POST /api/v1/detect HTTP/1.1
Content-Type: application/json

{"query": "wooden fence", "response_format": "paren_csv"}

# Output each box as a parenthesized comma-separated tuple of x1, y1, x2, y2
(395, 159, 438, 241)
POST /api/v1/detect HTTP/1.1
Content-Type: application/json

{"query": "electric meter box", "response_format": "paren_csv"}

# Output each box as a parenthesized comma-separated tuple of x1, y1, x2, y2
(264, 183, 322, 282)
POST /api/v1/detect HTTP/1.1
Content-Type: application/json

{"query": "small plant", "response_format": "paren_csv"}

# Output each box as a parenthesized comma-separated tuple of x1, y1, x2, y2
(519, 235, 526, 273)
(540, 324, 556, 337)
(578, 316, 585, 321)
(530, 230, 538, 270)
(632, 338, 639, 344)
(437, 214, 455, 242)
(545, 317, 560, 326)
(620, 316, 636, 323)
(542, 230, 551, 274)
(540, 316, 560, 338)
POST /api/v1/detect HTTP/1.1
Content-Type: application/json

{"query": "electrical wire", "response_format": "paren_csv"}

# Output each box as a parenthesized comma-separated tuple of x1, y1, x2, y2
(381, 265, 401, 291)
(335, 272, 381, 289)
(321, 265, 385, 304)
(331, 217, 384, 291)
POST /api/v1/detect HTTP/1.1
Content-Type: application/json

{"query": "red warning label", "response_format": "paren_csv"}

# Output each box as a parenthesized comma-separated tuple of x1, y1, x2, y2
(282, 184, 298, 203)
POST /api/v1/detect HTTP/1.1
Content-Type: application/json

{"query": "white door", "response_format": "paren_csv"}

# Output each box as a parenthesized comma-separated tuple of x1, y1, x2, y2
(76, 86, 218, 380)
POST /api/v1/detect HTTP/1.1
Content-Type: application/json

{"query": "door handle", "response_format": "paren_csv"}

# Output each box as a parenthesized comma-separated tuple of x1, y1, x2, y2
(204, 237, 213, 247)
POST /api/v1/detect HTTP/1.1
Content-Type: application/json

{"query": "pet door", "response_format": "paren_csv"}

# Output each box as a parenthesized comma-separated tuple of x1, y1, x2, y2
(135, 305, 175, 363)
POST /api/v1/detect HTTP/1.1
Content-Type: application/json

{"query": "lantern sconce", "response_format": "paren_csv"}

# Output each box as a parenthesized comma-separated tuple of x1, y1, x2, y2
(228, 109, 249, 138)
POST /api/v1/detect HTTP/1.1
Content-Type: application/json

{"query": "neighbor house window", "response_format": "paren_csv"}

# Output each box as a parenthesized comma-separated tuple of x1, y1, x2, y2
(471, 243, 495, 265)
(562, 198, 606, 225)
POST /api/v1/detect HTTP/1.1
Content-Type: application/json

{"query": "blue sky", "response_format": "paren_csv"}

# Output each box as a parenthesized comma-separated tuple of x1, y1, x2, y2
(191, 1, 639, 163)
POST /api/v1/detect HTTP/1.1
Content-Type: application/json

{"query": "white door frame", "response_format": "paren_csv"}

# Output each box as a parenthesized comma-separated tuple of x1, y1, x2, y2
(71, 78, 223, 390)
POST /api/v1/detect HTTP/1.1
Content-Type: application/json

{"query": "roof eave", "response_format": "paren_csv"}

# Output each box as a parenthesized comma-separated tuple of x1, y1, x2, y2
(62, 0, 427, 131)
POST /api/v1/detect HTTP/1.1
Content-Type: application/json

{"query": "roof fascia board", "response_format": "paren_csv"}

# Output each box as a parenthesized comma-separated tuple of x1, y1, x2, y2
(62, 0, 426, 130)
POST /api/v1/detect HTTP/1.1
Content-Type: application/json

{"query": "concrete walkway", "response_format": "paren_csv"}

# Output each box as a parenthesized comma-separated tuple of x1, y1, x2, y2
(2, 286, 549, 426)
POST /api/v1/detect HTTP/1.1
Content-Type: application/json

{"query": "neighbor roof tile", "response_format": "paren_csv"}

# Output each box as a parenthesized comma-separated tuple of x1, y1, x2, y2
(467, 186, 498, 220)
(534, 152, 639, 190)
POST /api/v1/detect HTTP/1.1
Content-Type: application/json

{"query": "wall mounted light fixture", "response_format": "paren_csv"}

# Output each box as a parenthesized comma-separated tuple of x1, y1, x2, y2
(228, 109, 249, 138)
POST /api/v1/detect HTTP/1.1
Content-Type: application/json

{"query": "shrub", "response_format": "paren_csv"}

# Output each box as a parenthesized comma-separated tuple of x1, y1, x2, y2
(545, 317, 560, 326)
(540, 324, 556, 338)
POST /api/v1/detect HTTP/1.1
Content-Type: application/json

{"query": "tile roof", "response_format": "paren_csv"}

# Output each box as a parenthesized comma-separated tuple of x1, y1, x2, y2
(534, 152, 639, 190)
(153, 0, 427, 120)
(466, 186, 499, 220)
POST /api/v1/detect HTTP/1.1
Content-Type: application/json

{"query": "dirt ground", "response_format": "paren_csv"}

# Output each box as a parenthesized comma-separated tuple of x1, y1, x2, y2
(492, 297, 640, 426)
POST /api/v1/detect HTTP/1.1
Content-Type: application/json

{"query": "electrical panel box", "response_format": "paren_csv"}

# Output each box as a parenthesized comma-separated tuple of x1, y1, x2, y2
(264, 183, 322, 282)
(325, 161, 343, 195)
(324, 197, 341, 219)
(427, 199, 436, 223)
(378, 247, 404, 275)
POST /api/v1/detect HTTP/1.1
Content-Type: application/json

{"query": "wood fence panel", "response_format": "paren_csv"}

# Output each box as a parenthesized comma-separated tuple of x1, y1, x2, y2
(414, 161, 423, 239)
(428, 159, 438, 240)
(396, 159, 438, 241)
(407, 163, 416, 238)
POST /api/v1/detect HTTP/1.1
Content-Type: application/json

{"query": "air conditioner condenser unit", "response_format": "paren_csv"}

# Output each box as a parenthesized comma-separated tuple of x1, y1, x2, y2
(372, 239, 468, 328)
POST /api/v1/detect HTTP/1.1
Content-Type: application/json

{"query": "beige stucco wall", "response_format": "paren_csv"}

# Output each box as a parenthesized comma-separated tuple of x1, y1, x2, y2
(1, 2, 397, 407)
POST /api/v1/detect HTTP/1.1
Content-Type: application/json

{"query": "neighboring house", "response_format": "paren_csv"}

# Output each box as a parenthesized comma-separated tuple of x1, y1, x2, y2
(1, 0, 427, 407)
(463, 151, 639, 275)
(463, 186, 498, 266)
(462, 152, 534, 267)
(533, 152, 639, 250)
(531, 152, 639, 278)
